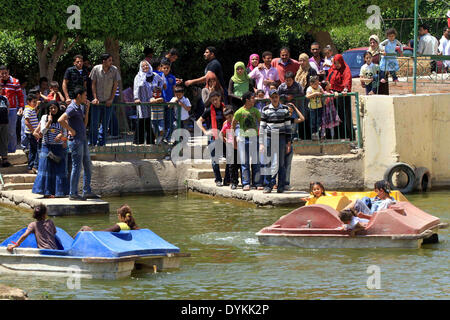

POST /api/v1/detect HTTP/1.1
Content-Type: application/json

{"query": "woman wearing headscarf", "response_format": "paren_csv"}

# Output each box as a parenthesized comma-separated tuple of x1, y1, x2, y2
(32, 101, 69, 198)
(247, 54, 260, 74)
(295, 53, 318, 91)
(293, 53, 316, 140)
(228, 61, 254, 110)
(367, 34, 389, 95)
(202, 71, 224, 106)
(326, 54, 354, 140)
(133, 60, 154, 145)
(247, 54, 259, 91)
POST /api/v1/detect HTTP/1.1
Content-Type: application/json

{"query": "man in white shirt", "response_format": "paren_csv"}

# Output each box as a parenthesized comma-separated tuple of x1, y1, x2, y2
(418, 24, 439, 55)
(248, 51, 280, 98)
(438, 27, 450, 71)
(418, 24, 439, 73)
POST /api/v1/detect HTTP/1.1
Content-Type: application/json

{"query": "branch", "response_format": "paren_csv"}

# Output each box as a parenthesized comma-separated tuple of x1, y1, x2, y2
(44, 35, 58, 53)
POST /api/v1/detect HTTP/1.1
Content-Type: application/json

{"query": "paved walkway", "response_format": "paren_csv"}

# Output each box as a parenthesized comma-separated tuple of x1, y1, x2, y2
(186, 179, 308, 206)
(0, 189, 109, 216)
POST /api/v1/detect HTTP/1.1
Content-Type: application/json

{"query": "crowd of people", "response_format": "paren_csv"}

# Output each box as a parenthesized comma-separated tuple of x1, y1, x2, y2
(360, 25, 450, 95)
(0, 25, 449, 198)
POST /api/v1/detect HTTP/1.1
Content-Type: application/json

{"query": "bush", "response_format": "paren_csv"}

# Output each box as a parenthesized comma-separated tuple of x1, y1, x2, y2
(330, 23, 381, 53)
(0, 31, 38, 83)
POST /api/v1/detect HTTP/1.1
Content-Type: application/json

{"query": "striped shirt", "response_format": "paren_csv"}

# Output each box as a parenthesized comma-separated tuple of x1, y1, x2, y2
(24, 105, 39, 134)
(259, 103, 292, 143)
(0, 76, 24, 109)
(40, 115, 66, 145)
(151, 104, 165, 120)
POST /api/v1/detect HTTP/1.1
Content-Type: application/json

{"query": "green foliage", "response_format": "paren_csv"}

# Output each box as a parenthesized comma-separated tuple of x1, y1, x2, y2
(2, 0, 260, 42)
(266, 0, 413, 34)
(0, 31, 38, 81)
(330, 22, 379, 53)
(330, 1, 449, 53)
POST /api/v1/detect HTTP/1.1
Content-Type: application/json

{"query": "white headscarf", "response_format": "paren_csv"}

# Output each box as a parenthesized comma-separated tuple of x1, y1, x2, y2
(133, 60, 153, 103)
(135, 60, 153, 88)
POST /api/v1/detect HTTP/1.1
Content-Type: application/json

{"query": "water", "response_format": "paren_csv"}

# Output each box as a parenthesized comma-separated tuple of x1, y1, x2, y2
(0, 191, 449, 300)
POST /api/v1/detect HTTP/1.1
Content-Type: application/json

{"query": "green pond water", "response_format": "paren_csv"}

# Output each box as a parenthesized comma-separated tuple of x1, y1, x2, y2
(0, 190, 449, 300)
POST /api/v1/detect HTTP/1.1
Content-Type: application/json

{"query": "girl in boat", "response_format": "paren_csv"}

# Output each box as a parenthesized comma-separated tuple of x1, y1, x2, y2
(301, 181, 327, 203)
(78, 204, 139, 234)
(7, 204, 58, 252)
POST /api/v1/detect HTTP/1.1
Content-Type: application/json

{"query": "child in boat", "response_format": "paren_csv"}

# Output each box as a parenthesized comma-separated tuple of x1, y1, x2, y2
(342, 180, 396, 218)
(7, 204, 58, 252)
(78, 204, 139, 233)
(301, 181, 326, 203)
(338, 208, 369, 237)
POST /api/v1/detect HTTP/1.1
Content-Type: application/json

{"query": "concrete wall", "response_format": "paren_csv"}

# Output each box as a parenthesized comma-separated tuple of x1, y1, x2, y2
(289, 153, 364, 191)
(91, 160, 184, 195)
(361, 93, 450, 188)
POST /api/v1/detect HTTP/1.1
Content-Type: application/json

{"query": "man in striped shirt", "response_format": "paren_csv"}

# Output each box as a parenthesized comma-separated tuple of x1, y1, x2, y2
(259, 89, 292, 193)
(0, 65, 24, 153)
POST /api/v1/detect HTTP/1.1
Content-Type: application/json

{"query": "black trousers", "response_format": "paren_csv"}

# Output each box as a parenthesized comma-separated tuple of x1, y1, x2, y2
(134, 118, 154, 144)
(224, 147, 239, 185)
(335, 95, 354, 140)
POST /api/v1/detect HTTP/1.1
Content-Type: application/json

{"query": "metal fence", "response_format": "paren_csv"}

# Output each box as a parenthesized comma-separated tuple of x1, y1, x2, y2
(259, 92, 362, 148)
(87, 102, 182, 155)
(87, 92, 363, 156)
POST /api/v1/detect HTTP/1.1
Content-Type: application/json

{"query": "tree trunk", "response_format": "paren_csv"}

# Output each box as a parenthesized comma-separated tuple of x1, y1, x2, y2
(308, 30, 338, 55)
(36, 35, 79, 81)
(104, 37, 129, 132)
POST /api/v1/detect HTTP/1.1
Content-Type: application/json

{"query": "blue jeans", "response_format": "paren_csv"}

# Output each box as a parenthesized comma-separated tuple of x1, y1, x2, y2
(238, 136, 261, 187)
(26, 134, 38, 170)
(68, 139, 92, 196)
(262, 135, 287, 189)
(8, 109, 17, 153)
(152, 119, 165, 138)
(310, 108, 323, 134)
(90, 104, 113, 146)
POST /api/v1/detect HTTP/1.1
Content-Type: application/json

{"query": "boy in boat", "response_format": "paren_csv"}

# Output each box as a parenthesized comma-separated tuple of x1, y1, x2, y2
(342, 180, 396, 219)
(7, 204, 58, 251)
(338, 209, 369, 237)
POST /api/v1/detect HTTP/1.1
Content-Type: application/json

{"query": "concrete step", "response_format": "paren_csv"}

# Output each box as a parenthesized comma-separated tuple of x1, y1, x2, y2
(7, 150, 28, 165)
(2, 174, 37, 184)
(0, 164, 30, 175)
(186, 168, 226, 180)
(1, 183, 34, 191)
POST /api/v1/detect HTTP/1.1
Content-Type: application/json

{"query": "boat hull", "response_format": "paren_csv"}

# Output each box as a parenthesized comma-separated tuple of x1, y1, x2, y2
(0, 248, 189, 280)
(256, 227, 442, 249)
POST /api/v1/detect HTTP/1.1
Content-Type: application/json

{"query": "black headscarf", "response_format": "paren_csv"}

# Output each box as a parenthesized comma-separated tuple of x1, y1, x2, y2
(46, 100, 64, 124)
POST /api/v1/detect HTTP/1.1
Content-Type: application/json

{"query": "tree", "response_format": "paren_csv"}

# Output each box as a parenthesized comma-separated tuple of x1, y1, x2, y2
(2, 1, 260, 80)
(264, 0, 414, 52)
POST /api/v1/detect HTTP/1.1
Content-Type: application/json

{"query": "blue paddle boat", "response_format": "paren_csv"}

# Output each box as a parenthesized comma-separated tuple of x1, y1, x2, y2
(0, 228, 189, 279)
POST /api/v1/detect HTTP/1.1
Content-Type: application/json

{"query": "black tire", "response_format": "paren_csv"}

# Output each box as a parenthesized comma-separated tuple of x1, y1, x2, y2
(414, 167, 431, 192)
(383, 163, 416, 194)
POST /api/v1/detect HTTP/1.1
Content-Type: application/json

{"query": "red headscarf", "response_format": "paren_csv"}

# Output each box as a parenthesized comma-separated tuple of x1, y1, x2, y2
(327, 54, 352, 92)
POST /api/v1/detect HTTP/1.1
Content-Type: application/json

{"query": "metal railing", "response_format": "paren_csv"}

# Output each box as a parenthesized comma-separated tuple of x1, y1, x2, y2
(87, 102, 183, 155)
(396, 54, 450, 84)
(87, 92, 363, 156)
(257, 92, 362, 148)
